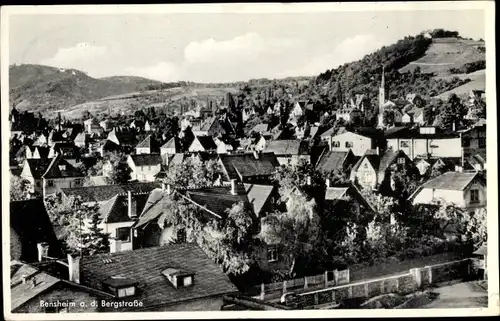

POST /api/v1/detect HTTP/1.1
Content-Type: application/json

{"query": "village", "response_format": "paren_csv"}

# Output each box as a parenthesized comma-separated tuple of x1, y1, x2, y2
(8, 62, 489, 312)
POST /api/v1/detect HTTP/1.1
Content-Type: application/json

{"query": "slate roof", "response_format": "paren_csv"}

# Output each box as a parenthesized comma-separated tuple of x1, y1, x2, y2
(10, 199, 63, 263)
(195, 136, 218, 151)
(219, 152, 279, 180)
(417, 171, 483, 191)
(79, 244, 238, 310)
(129, 153, 162, 167)
(61, 182, 161, 204)
(42, 155, 84, 179)
(263, 140, 309, 156)
(136, 135, 160, 152)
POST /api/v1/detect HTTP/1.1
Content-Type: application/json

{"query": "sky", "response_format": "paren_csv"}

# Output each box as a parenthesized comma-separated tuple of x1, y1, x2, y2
(8, 8, 485, 83)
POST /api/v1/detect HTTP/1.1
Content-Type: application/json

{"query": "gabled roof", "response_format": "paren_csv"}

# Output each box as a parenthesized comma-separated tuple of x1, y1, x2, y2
(10, 199, 63, 263)
(136, 135, 160, 152)
(316, 150, 356, 174)
(61, 182, 161, 204)
(194, 136, 217, 151)
(193, 116, 221, 133)
(352, 149, 406, 178)
(99, 193, 149, 223)
(161, 136, 181, 151)
(129, 154, 162, 167)
(320, 126, 337, 138)
(416, 171, 483, 191)
(324, 183, 376, 212)
(243, 183, 276, 217)
(219, 152, 279, 180)
(24, 158, 53, 179)
(263, 140, 309, 156)
(79, 244, 238, 310)
(42, 155, 84, 179)
(251, 124, 269, 133)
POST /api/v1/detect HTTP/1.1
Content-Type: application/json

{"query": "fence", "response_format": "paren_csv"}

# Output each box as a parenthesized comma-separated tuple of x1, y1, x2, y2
(251, 269, 350, 301)
(296, 258, 472, 309)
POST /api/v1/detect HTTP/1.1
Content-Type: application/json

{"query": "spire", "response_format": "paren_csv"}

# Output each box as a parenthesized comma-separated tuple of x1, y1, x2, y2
(381, 65, 385, 89)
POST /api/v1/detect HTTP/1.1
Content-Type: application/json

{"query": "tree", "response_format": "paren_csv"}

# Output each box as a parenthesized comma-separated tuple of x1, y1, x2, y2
(10, 175, 31, 201)
(465, 208, 487, 247)
(106, 152, 131, 184)
(259, 194, 320, 277)
(382, 110, 395, 127)
(80, 206, 110, 255)
(164, 156, 223, 188)
(440, 94, 466, 130)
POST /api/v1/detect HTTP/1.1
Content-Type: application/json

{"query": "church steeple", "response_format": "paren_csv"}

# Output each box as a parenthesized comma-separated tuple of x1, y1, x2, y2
(378, 65, 387, 128)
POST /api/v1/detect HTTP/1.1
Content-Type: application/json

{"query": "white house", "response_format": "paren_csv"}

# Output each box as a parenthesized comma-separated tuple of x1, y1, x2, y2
(160, 136, 181, 156)
(410, 171, 486, 213)
(327, 127, 379, 156)
(188, 136, 218, 153)
(214, 137, 233, 154)
(127, 154, 162, 182)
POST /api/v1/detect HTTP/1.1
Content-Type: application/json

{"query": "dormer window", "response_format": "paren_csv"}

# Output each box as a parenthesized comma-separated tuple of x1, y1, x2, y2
(162, 268, 195, 289)
(58, 164, 66, 171)
(102, 276, 138, 298)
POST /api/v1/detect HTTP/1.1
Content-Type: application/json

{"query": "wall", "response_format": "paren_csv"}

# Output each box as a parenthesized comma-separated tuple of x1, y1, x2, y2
(387, 137, 462, 160)
(43, 177, 84, 197)
(188, 138, 208, 152)
(136, 147, 150, 155)
(15, 284, 100, 313)
(128, 159, 161, 182)
(412, 188, 465, 207)
(352, 158, 377, 190)
(464, 181, 487, 211)
(330, 132, 373, 156)
(102, 221, 135, 253)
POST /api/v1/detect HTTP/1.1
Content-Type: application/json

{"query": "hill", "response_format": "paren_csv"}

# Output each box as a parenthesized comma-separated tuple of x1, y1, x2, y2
(8, 64, 177, 115)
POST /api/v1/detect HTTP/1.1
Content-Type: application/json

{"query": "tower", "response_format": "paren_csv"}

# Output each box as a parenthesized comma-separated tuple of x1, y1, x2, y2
(378, 66, 386, 128)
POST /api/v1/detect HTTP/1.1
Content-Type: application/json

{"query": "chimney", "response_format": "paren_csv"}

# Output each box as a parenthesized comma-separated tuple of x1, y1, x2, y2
(67, 254, 80, 284)
(127, 191, 135, 218)
(253, 150, 260, 159)
(21, 275, 27, 284)
(37, 242, 49, 262)
(376, 147, 380, 155)
(306, 176, 312, 186)
(326, 178, 331, 188)
(166, 184, 172, 195)
(161, 182, 166, 192)
(455, 165, 463, 172)
(230, 179, 237, 195)
(452, 122, 456, 132)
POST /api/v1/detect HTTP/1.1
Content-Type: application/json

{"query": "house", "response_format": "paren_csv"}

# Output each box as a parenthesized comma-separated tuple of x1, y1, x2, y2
(97, 139, 120, 157)
(10, 260, 107, 313)
(74, 132, 88, 148)
(188, 136, 218, 153)
(214, 137, 233, 154)
(144, 120, 155, 132)
(97, 191, 150, 253)
(10, 199, 63, 263)
(248, 135, 267, 152)
(77, 244, 238, 311)
(60, 182, 161, 206)
(409, 171, 486, 213)
(107, 128, 138, 147)
(48, 142, 79, 159)
(323, 180, 376, 215)
(192, 116, 225, 137)
(385, 126, 462, 160)
(350, 149, 415, 192)
(291, 101, 307, 118)
(459, 124, 486, 159)
(326, 127, 381, 156)
(263, 140, 310, 166)
(402, 107, 425, 125)
(26, 146, 49, 159)
(413, 156, 467, 177)
(128, 154, 162, 182)
(135, 134, 160, 155)
(129, 119, 145, 131)
(315, 149, 359, 176)
(160, 136, 181, 157)
(218, 152, 280, 184)
(99, 119, 114, 131)
(83, 118, 104, 135)
(20, 156, 85, 196)
(251, 123, 269, 135)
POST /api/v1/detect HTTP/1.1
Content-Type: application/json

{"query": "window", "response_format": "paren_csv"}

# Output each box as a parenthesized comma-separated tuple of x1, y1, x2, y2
(345, 141, 353, 148)
(74, 179, 82, 186)
(267, 246, 278, 262)
(332, 141, 340, 148)
(47, 180, 54, 187)
(479, 138, 486, 148)
(117, 286, 136, 298)
(400, 141, 409, 148)
(183, 276, 193, 286)
(176, 229, 186, 243)
(363, 172, 371, 184)
(116, 227, 130, 242)
(397, 157, 406, 165)
(470, 190, 480, 204)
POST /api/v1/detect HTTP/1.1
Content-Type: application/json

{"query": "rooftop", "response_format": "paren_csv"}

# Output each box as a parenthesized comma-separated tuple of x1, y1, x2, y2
(61, 182, 161, 204)
(418, 171, 483, 191)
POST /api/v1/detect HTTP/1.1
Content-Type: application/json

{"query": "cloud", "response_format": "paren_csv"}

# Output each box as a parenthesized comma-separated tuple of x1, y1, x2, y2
(40, 42, 107, 69)
(184, 32, 301, 65)
(124, 62, 181, 82)
(277, 34, 386, 77)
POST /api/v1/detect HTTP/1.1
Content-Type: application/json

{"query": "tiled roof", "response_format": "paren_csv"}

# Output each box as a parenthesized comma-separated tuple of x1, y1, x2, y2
(129, 153, 162, 167)
(134, 188, 166, 228)
(61, 182, 161, 204)
(419, 171, 482, 191)
(263, 140, 309, 156)
(42, 155, 84, 179)
(316, 150, 353, 174)
(184, 185, 249, 219)
(243, 183, 275, 217)
(79, 244, 238, 310)
(219, 152, 279, 180)
(11, 264, 60, 311)
(99, 193, 149, 223)
(10, 199, 63, 263)
(25, 158, 53, 179)
(195, 136, 217, 151)
(136, 135, 160, 152)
